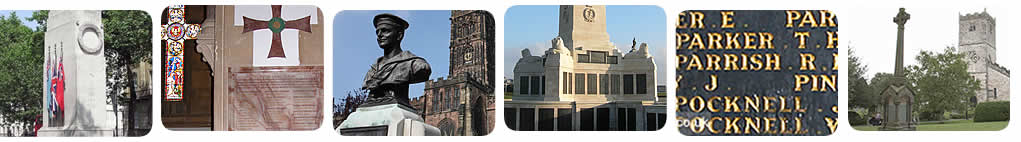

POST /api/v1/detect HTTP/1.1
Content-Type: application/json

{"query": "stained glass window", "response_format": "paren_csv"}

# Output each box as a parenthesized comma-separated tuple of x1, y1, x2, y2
(162, 5, 201, 101)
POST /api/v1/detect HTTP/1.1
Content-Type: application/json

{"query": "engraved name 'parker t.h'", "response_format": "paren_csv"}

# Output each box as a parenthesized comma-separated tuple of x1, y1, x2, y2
(361, 13, 432, 107)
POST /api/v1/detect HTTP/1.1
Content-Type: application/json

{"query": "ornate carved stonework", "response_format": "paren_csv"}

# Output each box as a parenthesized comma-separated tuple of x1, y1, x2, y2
(415, 10, 496, 136)
(583, 6, 596, 22)
(195, 7, 217, 76)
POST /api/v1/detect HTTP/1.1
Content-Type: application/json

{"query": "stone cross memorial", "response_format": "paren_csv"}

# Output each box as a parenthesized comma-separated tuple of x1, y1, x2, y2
(880, 8, 918, 131)
(38, 10, 115, 136)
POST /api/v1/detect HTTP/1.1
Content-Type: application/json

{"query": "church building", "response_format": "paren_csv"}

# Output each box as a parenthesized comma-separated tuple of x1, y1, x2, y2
(959, 10, 1009, 103)
(410, 10, 496, 136)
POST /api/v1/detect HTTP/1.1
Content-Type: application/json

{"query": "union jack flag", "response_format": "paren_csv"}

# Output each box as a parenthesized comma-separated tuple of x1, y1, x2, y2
(46, 55, 65, 116)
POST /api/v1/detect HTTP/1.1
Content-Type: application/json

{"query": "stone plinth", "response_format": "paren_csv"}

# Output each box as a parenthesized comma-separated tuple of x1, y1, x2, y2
(880, 81, 917, 131)
(337, 104, 440, 136)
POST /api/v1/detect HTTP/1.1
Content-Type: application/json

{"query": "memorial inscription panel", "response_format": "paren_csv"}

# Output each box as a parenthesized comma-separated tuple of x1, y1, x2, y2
(228, 66, 324, 130)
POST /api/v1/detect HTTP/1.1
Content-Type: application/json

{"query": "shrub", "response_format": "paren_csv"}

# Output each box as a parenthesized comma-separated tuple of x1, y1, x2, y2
(949, 113, 966, 119)
(849, 111, 866, 126)
(974, 101, 1010, 122)
(919, 111, 945, 121)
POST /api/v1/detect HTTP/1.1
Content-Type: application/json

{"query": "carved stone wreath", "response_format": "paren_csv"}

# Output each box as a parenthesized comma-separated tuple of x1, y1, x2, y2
(583, 7, 596, 22)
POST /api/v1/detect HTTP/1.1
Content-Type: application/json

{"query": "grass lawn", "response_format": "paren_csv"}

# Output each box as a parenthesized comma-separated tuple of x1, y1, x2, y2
(504, 92, 513, 99)
(852, 120, 1008, 131)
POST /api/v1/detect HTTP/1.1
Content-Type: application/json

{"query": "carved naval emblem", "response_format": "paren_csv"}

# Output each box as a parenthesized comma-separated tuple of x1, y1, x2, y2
(583, 6, 596, 22)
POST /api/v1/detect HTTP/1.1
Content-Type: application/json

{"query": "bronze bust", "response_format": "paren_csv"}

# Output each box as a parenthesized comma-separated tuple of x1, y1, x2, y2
(361, 13, 432, 107)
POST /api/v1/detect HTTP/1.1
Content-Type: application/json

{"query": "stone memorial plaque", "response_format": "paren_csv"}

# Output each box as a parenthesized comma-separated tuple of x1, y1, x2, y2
(228, 66, 323, 130)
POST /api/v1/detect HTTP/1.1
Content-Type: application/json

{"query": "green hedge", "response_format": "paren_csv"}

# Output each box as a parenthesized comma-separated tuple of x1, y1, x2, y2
(950, 113, 966, 119)
(849, 111, 866, 126)
(919, 111, 945, 121)
(974, 101, 1010, 122)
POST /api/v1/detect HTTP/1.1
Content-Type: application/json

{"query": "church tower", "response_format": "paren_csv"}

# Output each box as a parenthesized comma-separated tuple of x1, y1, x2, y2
(959, 10, 996, 70)
(450, 10, 496, 88)
(959, 10, 1009, 103)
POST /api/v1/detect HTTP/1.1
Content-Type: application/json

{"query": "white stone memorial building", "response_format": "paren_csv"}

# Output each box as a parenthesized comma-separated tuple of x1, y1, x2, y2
(505, 5, 666, 131)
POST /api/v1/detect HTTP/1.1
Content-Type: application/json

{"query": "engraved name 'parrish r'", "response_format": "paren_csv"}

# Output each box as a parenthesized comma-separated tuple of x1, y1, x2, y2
(675, 10, 839, 136)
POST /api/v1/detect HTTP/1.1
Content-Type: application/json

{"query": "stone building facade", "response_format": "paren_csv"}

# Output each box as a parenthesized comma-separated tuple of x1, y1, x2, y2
(412, 10, 496, 136)
(959, 10, 1009, 103)
(505, 5, 666, 131)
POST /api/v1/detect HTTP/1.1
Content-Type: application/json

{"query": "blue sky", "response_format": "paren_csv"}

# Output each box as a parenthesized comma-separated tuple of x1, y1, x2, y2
(504, 5, 668, 84)
(0, 10, 41, 29)
(333, 10, 451, 102)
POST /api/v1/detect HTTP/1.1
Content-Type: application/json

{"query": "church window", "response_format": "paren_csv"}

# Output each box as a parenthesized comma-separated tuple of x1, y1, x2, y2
(454, 87, 461, 109)
(432, 90, 439, 112)
(993, 88, 998, 99)
(444, 88, 450, 110)
(453, 89, 458, 109)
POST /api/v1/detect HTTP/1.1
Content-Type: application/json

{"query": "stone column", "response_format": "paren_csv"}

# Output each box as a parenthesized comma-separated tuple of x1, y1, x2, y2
(893, 8, 910, 77)
(39, 10, 113, 137)
(880, 8, 917, 131)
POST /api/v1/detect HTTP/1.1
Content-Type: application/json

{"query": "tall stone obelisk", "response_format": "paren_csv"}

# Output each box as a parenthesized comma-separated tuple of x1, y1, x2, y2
(880, 8, 917, 131)
(38, 10, 115, 136)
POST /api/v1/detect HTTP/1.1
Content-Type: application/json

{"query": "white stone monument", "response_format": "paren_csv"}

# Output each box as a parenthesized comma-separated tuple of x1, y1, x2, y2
(38, 10, 115, 137)
(507, 5, 662, 131)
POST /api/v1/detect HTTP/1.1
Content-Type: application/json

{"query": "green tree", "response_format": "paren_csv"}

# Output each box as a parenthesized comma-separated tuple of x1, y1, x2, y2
(907, 46, 980, 121)
(102, 10, 152, 136)
(0, 11, 45, 136)
(848, 47, 875, 112)
(864, 72, 899, 117)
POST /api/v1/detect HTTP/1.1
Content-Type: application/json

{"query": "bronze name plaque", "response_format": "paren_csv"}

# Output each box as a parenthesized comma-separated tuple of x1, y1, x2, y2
(229, 66, 324, 130)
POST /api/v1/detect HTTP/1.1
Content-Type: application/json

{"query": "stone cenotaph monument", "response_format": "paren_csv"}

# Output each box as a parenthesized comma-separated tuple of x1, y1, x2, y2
(38, 10, 116, 136)
(337, 13, 440, 136)
(880, 8, 918, 131)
